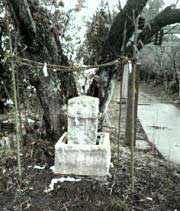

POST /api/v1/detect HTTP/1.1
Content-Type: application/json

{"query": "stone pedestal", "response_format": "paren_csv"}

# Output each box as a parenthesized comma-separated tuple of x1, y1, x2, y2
(68, 96, 99, 145)
(55, 96, 111, 177)
(55, 132, 111, 176)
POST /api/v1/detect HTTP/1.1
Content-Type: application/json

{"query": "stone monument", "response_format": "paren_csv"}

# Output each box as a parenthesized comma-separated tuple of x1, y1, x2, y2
(55, 96, 111, 176)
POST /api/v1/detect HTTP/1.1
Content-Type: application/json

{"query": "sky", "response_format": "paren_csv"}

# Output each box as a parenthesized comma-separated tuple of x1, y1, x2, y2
(63, 0, 180, 38)
(64, 0, 180, 15)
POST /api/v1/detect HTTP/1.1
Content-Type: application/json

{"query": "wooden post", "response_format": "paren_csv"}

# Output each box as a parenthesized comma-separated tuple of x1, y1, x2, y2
(124, 13, 139, 205)
(134, 64, 140, 143)
(124, 62, 139, 146)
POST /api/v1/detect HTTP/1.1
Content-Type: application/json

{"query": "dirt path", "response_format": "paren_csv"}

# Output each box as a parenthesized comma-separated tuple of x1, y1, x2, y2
(105, 81, 153, 152)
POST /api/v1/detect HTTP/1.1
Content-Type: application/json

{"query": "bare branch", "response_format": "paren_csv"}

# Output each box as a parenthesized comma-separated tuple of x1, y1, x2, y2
(101, 0, 148, 61)
(118, 0, 122, 11)
(139, 7, 180, 47)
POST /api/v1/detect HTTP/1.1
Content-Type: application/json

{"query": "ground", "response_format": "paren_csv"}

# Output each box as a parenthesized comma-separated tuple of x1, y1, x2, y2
(0, 82, 180, 211)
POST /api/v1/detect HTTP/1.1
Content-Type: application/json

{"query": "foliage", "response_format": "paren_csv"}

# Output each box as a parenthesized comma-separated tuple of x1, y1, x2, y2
(142, 0, 165, 20)
(139, 34, 180, 90)
(77, 0, 112, 64)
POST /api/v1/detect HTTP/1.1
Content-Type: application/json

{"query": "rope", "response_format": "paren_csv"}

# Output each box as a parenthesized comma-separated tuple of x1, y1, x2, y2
(6, 54, 131, 73)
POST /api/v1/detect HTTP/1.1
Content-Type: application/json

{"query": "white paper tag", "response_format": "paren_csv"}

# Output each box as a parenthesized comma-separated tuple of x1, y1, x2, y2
(43, 63, 48, 77)
(128, 61, 132, 73)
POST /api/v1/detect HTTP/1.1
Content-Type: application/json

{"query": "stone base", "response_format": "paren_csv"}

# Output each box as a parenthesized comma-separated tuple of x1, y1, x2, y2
(55, 132, 111, 176)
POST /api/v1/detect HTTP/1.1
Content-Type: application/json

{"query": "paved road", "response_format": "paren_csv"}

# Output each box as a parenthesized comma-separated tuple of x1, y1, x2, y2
(138, 89, 180, 165)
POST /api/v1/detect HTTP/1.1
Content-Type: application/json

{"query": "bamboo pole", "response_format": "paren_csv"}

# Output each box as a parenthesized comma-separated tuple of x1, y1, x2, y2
(8, 19, 22, 181)
(16, 71, 24, 145)
(11, 51, 22, 181)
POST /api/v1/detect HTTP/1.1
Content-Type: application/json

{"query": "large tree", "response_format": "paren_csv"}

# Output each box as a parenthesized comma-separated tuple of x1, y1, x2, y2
(3, 0, 78, 142)
(2, 0, 180, 142)
(89, 0, 180, 115)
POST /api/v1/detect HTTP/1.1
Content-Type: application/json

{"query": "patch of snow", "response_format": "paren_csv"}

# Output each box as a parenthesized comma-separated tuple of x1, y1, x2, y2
(4, 98, 14, 106)
(2, 120, 8, 123)
(33, 165, 45, 170)
(146, 197, 153, 201)
(27, 118, 35, 124)
(44, 176, 81, 193)
(110, 162, 114, 168)
(50, 166, 55, 173)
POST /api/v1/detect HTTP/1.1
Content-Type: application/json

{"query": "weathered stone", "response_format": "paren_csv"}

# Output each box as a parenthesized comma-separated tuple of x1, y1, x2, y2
(122, 63, 130, 99)
(55, 132, 111, 176)
(68, 96, 99, 145)
(54, 95, 111, 176)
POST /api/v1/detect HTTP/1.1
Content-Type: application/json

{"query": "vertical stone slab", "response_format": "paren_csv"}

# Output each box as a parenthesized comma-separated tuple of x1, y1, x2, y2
(122, 64, 129, 99)
(68, 96, 99, 145)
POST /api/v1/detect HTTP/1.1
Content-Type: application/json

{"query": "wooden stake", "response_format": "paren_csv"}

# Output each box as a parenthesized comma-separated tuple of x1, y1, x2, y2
(16, 71, 24, 145)
(8, 17, 22, 181)
(134, 64, 140, 143)
(125, 65, 133, 146)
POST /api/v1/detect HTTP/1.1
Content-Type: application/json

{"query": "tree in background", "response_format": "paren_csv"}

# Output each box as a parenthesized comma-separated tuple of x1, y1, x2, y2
(77, 0, 112, 65)
(140, 34, 180, 95)
(143, 0, 165, 20)
(138, 0, 180, 95)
